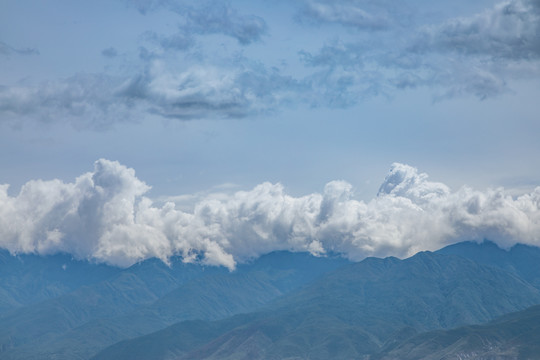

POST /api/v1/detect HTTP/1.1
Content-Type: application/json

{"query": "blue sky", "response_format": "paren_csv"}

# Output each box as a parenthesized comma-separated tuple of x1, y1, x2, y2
(1, 0, 539, 266)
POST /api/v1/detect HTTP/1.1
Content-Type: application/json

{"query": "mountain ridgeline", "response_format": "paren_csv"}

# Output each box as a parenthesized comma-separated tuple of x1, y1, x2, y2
(1, 240, 540, 359)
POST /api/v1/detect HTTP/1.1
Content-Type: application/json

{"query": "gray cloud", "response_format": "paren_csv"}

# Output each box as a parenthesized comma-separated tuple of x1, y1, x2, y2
(101, 47, 118, 58)
(2, 0, 539, 128)
(298, 0, 540, 100)
(0, 1, 274, 128)
(128, 0, 267, 45)
(0, 59, 304, 127)
(118, 59, 304, 120)
(0, 74, 133, 130)
(126, 0, 168, 15)
(143, 31, 195, 52)
(179, 2, 267, 45)
(1, 160, 539, 269)
(0, 41, 39, 57)
(412, 0, 540, 60)
(298, 40, 386, 105)
(300, 41, 365, 69)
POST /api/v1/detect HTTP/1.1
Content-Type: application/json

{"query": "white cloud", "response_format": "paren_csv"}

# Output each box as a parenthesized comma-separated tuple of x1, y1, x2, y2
(1, 160, 540, 269)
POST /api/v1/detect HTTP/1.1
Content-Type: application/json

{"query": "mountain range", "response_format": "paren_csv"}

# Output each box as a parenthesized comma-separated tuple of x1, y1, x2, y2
(2, 240, 540, 359)
(0, 250, 348, 359)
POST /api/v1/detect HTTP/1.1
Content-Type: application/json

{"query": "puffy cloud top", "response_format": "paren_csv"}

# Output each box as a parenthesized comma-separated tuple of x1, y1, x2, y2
(378, 163, 450, 202)
(1, 160, 540, 269)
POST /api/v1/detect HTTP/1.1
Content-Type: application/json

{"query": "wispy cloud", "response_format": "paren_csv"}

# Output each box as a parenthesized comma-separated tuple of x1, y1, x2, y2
(127, 0, 168, 15)
(1, 160, 539, 269)
(411, 0, 540, 60)
(118, 58, 305, 120)
(296, 0, 391, 31)
(101, 47, 119, 58)
(298, 0, 540, 100)
(143, 31, 195, 52)
(129, 0, 267, 45)
(0, 41, 39, 57)
(178, 2, 267, 45)
(0, 74, 135, 130)
(1, 0, 539, 128)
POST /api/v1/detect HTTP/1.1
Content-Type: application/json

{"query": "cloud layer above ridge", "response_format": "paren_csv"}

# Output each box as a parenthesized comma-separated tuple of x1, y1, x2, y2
(1, 160, 539, 269)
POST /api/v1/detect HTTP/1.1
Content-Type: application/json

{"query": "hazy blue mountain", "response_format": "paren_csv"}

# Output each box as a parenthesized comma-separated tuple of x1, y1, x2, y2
(92, 249, 540, 360)
(374, 304, 540, 360)
(0, 251, 349, 359)
(0, 250, 120, 314)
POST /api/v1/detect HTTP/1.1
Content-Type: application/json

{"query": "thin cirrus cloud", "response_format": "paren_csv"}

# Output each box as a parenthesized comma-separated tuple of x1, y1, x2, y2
(1, 160, 539, 270)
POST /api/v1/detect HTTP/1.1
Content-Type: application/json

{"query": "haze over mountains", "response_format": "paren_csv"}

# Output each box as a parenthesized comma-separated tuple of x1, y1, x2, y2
(2, 240, 540, 359)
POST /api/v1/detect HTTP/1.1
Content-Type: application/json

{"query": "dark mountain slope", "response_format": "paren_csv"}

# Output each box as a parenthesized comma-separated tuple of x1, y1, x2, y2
(93, 249, 540, 360)
(374, 304, 540, 360)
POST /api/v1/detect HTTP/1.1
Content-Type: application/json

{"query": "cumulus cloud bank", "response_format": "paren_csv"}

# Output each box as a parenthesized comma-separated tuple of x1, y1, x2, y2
(1, 160, 540, 269)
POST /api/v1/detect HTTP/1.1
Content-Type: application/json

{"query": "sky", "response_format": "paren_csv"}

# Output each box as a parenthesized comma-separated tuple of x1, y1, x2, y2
(1, 0, 540, 268)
